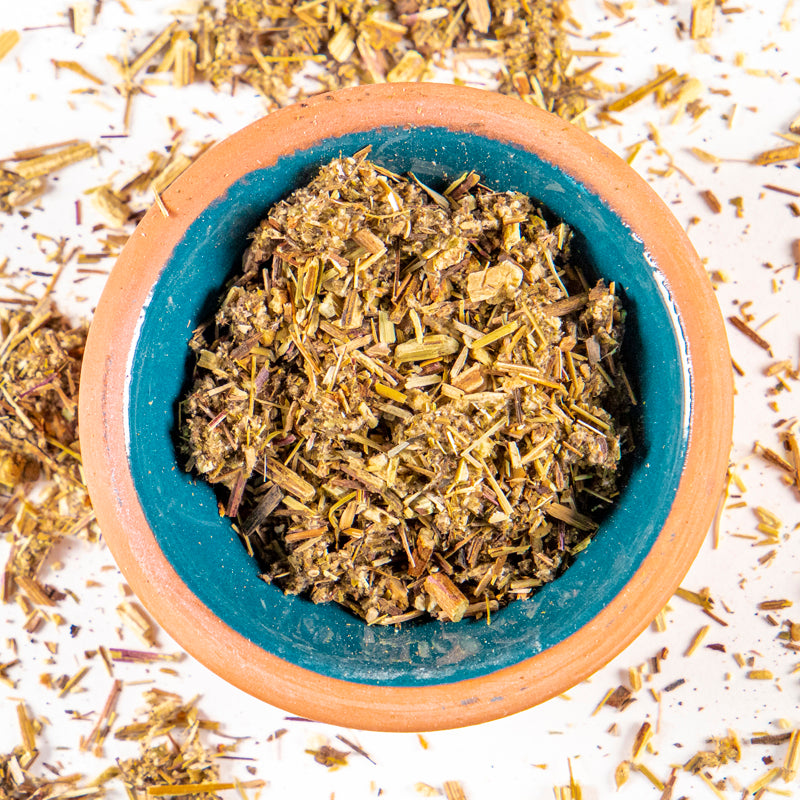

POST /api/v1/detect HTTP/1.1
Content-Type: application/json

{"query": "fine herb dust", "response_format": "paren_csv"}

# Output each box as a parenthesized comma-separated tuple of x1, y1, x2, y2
(180, 147, 632, 625)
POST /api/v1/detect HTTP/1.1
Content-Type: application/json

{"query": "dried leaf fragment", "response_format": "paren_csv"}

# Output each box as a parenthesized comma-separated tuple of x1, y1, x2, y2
(442, 782, 468, 800)
(116, 601, 157, 646)
(632, 722, 653, 760)
(16, 702, 36, 754)
(605, 68, 678, 113)
(684, 729, 741, 773)
(387, 50, 428, 83)
(467, 0, 492, 33)
(727, 316, 773, 355)
(306, 744, 349, 768)
(684, 625, 709, 656)
(783, 729, 800, 781)
(147, 780, 265, 796)
(70, 3, 92, 35)
(52, 59, 104, 85)
(0, 30, 20, 62)
(747, 767, 783, 795)
(425, 573, 469, 622)
(690, 0, 715, 39)
(90, 186, 133, 227)
(746, 669, 773, 680)
(11, 141, 96, 181)
(700, 189, 722, 214)
(759, 599, 792, 610)
(752, 144, 800, 166)
(606, 685, 636, 710)
(615, 760, 630, 788)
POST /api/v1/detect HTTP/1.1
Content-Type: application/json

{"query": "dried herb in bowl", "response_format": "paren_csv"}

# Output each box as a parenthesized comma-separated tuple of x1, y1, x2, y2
(180, 147, 632, 625)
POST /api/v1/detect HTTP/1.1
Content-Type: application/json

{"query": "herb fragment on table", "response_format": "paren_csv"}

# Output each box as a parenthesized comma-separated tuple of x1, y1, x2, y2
(335, 734, 375, 764)
(116, 601, 159, 647)
(180, 151, 632, 624)
(690, 0, 715, 39)
(700, 189, 722, 214)
(751, 733, 792, 745)
(306, 745, 349, 769)
(108, 648, 184, 664)
(631, 762, 663, 791)
(442, 781, 468, 800)
(0, 30, 20, 63)
(752, 143, 800, 166)
(759, 599, 792, 611)
(746, 669, 773, 680)
(684, 624, 709, 656)
(683, 730, 741, 774)
(631, 721, 652, 760)
(604, 68, 678, 113)
(81, 679, 122, 756)
(783, 729, 800, 781)
(614, 760, 630, 788)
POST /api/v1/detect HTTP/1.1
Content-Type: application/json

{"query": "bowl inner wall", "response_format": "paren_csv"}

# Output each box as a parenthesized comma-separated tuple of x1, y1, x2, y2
(127, 126, 689, 686)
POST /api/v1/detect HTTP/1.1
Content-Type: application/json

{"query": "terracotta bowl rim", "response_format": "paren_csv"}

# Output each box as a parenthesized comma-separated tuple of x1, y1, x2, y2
(79, 83, 733, 731)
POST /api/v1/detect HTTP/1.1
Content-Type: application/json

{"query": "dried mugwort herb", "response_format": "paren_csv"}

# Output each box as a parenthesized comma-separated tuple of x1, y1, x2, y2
(181, 149, 632, 624)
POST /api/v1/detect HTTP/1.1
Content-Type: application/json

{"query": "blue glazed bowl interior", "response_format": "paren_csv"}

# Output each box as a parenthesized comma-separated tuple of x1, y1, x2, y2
(127, 126, 689, 686)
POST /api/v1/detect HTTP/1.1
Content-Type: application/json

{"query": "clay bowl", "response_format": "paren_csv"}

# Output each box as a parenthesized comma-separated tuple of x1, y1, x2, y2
(79, 83, 732, 732)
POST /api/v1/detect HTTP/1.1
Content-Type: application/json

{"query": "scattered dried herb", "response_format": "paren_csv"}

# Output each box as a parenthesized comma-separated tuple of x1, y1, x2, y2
(181, 149, 631, 624)
(0, 297, 95, 609)
(111, 0, 601, 122)
(0, 700, 102, 800)
(1, 141, 97, 214)
(108, 689, 260, 800)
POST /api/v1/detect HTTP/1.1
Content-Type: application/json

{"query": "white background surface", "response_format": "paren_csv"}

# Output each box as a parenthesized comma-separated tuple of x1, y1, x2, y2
(1, 1, 799, 797)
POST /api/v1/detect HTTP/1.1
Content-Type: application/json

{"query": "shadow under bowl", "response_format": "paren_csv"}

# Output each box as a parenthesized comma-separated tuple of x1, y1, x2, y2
(79, 83, 732, 731)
